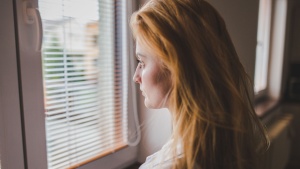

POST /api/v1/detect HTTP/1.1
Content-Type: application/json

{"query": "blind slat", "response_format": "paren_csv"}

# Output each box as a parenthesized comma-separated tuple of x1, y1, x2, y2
(47, 128, 124, 155)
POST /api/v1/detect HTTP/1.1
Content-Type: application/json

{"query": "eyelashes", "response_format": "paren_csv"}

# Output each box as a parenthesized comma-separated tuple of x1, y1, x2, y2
(137, 59, 145, 68)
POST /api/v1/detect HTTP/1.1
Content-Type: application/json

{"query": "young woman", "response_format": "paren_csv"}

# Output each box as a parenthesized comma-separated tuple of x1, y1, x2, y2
(131, 0, 269, 168)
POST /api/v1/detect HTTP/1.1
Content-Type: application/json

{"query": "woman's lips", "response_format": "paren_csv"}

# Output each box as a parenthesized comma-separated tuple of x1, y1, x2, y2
(140, 89, 145, 96)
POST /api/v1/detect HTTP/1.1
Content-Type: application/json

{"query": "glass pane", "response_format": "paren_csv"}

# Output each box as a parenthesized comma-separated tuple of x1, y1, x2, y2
(39, 0, 127, 168)
(254, 0, 272, 93)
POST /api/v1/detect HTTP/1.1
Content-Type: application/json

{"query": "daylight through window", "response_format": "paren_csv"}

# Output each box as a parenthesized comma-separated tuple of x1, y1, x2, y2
(39, 0, 128, 168)
(254, 0, 272, 94)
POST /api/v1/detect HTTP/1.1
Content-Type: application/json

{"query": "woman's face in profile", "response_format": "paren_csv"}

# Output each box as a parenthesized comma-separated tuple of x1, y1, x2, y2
(133, 40, 171, 109)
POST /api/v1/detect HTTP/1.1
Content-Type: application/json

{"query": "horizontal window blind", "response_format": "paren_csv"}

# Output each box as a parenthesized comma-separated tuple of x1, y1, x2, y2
(39, 0, 128, 168)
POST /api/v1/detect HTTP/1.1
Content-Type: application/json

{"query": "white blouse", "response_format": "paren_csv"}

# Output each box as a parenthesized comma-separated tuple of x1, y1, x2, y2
(139, 139, 183, 169)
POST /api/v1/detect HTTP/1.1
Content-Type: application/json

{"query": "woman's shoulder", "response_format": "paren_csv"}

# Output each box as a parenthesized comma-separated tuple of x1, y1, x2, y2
(139, 139, 183, 169)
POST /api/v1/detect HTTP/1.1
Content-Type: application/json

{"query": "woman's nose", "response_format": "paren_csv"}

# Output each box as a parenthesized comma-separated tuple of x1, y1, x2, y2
(133, 67, 141, 84)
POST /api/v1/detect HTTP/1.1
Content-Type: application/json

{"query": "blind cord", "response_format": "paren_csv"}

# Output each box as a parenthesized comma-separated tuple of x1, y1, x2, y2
(127, 50, 141, 147)
(124, 0, 141, 146)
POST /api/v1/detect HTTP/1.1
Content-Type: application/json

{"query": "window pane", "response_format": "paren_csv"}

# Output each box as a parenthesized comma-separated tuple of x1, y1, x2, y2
(39, 0, 127, 168)
(254, 0, 272, 93)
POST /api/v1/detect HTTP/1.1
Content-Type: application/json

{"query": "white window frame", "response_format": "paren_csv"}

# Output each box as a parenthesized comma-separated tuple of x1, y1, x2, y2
(254, 0, 288, 101)
(0, 1, 25, 169)
(0, 0, 138, 168)
(254, 0, 272, 96)
(267, 0, 288, 100)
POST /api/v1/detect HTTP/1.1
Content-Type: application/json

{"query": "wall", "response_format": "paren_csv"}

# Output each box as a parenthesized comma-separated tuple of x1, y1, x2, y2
(289, 1, 300, 63)
(207, 0, 259, 80)
(283, 104, 300, 169)
(283, 0, 300, 101)
(260, 105, 293, 169)
(283, 1, 300, 168)
(135, 0, 260, 163)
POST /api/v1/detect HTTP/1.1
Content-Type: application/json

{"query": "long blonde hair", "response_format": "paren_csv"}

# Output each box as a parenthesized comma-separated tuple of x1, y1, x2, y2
(130, 0, 269, 168)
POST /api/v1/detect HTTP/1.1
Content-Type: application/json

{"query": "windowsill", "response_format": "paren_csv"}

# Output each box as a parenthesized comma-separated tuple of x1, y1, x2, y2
(255, 97, 280, 118)
(67, 143, 128, 169)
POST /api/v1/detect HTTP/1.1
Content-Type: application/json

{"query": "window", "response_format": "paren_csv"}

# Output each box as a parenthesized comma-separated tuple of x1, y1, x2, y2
(0, 1, 26, 169)
(254, 0, 272, 94)
(3, 0, 138, 168)
(39, 0, 130, 168)
(254, 0, 288, 117)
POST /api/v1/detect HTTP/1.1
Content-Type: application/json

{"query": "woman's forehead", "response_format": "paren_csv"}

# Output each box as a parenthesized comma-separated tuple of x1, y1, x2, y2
(136, 40, 152, 58)
(135, 38, 166, 67)
(136, 37, 155, 51)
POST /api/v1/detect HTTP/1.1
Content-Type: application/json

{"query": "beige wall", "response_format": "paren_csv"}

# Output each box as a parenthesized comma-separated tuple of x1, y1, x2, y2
(283, 1, 300, 167)
(207, 0, 259, 80)
(288, 1, 300, 62)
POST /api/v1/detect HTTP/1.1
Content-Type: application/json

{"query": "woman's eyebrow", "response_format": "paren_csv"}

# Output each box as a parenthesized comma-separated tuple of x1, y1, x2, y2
(136, 53, 146, 59)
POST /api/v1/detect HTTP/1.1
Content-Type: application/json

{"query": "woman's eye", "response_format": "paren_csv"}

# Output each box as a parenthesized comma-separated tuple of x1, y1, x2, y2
(137, 60, 145, 68)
